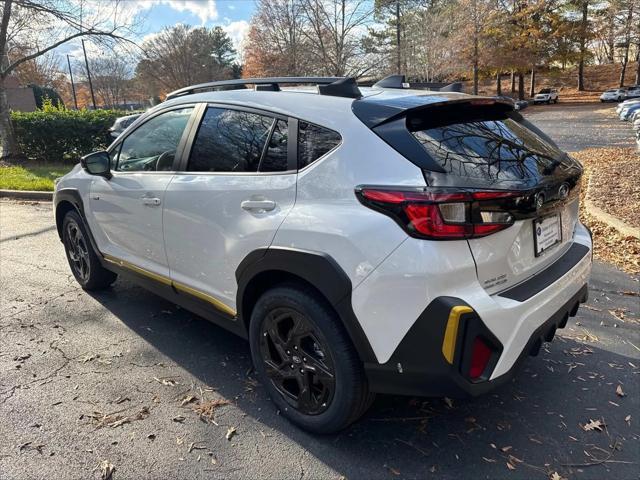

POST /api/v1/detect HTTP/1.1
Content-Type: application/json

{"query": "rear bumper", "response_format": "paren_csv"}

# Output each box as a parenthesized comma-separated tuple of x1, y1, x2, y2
(364, 223, 592, 397)
(365, 284, 588, 397)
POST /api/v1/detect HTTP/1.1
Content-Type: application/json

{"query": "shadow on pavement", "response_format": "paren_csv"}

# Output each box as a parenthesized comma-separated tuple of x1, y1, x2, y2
(88, 279, 639, 480)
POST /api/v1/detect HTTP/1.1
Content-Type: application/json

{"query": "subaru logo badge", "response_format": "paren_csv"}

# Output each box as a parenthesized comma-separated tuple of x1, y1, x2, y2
(535, 192, 545, 210)
(558, 183, 569, 199)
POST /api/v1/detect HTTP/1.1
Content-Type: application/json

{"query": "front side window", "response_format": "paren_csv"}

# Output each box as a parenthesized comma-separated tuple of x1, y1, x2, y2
(298, 122, 341, 169)
(188, 108, 276, 172)
(116, 108, 193, 172)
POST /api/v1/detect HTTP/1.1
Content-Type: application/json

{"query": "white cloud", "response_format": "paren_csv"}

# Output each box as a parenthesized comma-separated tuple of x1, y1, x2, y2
(223, 20, 250, 55)
(130, 0, 219, 24)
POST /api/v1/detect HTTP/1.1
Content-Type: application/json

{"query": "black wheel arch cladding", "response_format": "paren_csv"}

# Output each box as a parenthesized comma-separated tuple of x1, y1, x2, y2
(235, 247, 378, 364)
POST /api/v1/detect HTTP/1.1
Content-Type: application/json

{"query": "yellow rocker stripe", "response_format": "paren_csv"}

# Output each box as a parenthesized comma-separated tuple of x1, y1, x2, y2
(103, 254, 237, 317)
(442, 305, 474, 364)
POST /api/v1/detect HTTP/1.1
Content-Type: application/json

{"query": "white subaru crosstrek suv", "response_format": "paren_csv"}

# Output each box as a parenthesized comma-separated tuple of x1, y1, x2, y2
(54, 76, 592, 433)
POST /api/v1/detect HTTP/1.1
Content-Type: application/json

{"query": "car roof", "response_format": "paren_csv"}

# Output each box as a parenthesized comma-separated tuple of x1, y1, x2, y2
(157, 86, 477, 130)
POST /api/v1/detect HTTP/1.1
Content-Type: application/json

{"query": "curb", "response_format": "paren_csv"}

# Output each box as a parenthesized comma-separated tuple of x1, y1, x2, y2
(585, 198, 640, 239)
(0, 189, 53, 201)
(585, 175, 640, 239)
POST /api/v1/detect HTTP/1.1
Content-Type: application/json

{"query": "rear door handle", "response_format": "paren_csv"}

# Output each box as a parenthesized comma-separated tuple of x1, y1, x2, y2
(141, 197, 161, 206)
(241, 199, 276, 212)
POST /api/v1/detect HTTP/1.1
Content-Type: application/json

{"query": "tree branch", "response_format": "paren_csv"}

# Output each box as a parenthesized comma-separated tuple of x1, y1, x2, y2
(3, 30, 137, 77)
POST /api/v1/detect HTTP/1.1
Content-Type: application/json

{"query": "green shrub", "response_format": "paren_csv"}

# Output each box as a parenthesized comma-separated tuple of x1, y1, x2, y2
(11, 100, 123, 163)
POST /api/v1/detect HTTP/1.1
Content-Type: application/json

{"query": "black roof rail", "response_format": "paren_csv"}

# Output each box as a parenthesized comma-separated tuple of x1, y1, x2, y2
(165, 77, 362, 100)
(372, 75, 464, 93)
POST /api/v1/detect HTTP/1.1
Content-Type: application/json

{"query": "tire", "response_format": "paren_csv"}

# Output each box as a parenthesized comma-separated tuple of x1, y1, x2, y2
(249, 284, 374, 434)
(62, 210, 117, 290)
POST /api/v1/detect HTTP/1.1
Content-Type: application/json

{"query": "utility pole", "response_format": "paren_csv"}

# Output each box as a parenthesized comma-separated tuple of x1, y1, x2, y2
(81, 40, 97, 109)
(66, 55, 78, 109)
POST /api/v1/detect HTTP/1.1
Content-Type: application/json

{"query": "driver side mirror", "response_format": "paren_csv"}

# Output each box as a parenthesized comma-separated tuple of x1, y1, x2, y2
(81, 151, 112, 179)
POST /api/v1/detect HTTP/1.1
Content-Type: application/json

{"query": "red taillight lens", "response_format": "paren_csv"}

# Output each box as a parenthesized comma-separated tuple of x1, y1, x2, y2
(357, 187, 517, 240)
(469, 337, 492, 379)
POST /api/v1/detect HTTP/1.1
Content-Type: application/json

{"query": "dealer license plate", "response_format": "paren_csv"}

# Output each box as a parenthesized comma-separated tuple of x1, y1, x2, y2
(534, 214, 561, 256)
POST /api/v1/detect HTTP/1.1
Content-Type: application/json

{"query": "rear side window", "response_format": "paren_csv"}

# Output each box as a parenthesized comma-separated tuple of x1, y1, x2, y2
(260, 119, 288, 172)
(409, 116, 574, 182)
(188, 107, 276, 172)
(298, 122, 341, 169)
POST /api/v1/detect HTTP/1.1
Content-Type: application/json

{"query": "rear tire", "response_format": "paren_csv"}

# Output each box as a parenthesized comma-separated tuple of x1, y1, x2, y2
(249, 284, 374, 434)
(62, 210, 117, 290)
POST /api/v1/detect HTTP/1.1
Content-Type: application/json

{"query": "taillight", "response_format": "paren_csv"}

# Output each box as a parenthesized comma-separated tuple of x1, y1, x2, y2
(356, 186, 518, 240)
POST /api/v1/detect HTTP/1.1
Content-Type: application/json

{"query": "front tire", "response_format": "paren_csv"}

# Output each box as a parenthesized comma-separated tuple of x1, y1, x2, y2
(62, 210, 117, 290)
(249, 284, 374, 434)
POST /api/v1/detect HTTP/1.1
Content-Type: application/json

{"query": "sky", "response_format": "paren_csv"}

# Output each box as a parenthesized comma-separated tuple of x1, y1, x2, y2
(138, 0, 256, 51)
(60, 0, 257, 63)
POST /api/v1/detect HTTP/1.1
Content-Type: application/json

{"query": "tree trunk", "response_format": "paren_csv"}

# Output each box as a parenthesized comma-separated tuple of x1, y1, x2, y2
(0, 76, 23, 162)
(510, 70, 515, 93)
(496, 71, 502, 95)
(529, 67, 536, 98)
(395, 0, 401, 73)
(620, 51, 629, 87)
(517, 72, 524, 100)
(577, 1, 588, 91)
(619, 4, 634, 87)
(635, 50, 640, 85)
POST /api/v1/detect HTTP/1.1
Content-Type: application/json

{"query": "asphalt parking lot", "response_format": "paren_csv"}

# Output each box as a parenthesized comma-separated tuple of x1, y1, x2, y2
(1, 106, 639, 480)
(523, 102, 636, 151)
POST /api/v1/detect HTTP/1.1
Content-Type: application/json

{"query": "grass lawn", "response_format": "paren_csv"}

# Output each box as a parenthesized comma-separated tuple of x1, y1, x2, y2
(0, 162, 73, 191)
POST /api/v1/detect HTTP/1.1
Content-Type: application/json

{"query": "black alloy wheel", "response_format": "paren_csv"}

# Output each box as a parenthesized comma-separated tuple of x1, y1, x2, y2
(259, 306, 335, 415)
(62, 210, 117, 290)
(65, 219, 91, 283)
(249, 284, 374, 433)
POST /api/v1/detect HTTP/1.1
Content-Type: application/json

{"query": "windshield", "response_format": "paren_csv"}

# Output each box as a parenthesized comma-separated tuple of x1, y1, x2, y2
(538, 89, 551, 94)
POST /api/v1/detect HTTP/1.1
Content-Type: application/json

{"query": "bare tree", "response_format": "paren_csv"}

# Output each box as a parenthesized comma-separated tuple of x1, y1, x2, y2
(299, 0, 375, 77)
(243, 0, 311, 77)
(0, 0, 137, 160)
(90, 56, 132, 108)
(135, 25, 236, 95)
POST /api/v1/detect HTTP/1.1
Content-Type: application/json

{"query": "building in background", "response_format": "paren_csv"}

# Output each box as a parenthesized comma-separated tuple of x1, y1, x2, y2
(5, 76, 36, 112)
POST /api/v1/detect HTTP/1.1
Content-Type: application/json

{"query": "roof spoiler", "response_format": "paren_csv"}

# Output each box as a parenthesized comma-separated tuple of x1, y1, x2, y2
(372, 75, 464, 93)
(165, 77, 362, 101)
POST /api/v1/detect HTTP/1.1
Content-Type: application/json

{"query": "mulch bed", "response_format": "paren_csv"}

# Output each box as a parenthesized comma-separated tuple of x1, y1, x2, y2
(571, 147, 640, 275)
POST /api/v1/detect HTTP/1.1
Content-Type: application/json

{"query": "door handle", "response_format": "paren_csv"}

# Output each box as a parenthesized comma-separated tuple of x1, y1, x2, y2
(241, 199, 276, 212)
(141, 197, 161, 206)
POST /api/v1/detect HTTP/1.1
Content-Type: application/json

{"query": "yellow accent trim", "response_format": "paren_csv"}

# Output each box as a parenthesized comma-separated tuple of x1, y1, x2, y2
(172, 281, 237, 317)
(442, 306, 474, 364)
(103, 254, 172, 286)
(103, 254, 236, 317)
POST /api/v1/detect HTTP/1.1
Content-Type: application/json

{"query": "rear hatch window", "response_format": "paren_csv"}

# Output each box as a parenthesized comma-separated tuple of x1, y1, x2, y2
(406, 106, 578, 189)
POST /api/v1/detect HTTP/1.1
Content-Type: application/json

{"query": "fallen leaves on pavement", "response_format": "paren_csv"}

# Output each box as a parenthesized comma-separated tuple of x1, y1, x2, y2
(96, 460, 115, 480)
(85, 406, 150, 429)
(581, 418, 604, 431)
(571, 147, 640, 274)
(193, 399, 229, 423)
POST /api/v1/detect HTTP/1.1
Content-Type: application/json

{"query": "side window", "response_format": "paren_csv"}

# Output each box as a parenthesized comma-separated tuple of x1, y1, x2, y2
(188, 108, 274, 172)
(259, 119, 288, 172)
(116, 107, 193, 172)
(109, 144, 121, 169)
(298, 122, 341, 169)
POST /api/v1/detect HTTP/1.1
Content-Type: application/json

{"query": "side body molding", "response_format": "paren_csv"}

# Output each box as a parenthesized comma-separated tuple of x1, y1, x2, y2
(235, 247, 378, 364)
